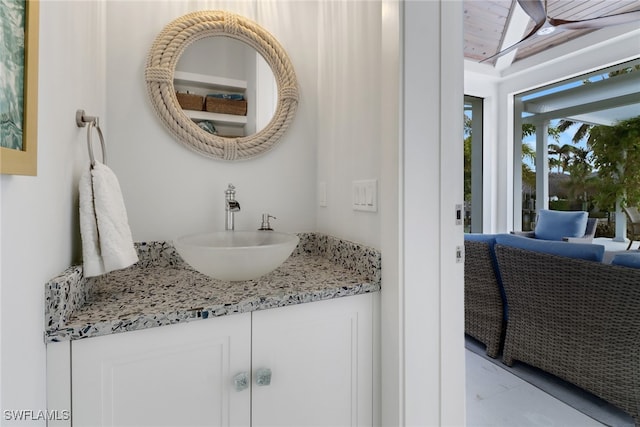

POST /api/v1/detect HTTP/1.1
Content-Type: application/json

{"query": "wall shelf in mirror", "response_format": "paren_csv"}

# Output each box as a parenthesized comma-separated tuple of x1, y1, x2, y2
(174, 71, 247, 93)
(174, 71, 248, 134)
(184, 110, 247, 126)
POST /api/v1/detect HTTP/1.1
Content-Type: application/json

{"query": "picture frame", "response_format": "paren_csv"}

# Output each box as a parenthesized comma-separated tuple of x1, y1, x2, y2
(1, 0, 39, 176)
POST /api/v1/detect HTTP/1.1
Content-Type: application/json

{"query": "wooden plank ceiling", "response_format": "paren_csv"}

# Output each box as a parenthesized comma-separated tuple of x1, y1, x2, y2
(464, 0, 640, 65)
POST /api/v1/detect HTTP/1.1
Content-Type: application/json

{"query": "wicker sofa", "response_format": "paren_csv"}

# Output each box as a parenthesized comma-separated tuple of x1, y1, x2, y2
(488, 234, 640, 425)
(463, 235, 505, 358)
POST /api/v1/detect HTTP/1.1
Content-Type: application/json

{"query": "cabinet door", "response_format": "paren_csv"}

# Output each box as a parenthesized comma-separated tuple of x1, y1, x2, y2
(251, 294, 374, 427)
(72, 313, 251, 427)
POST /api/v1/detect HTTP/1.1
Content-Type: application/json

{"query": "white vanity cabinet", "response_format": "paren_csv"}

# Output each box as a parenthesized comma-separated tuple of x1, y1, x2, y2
(251, 294, 374, 427)
(63, 293, 374, 427)
(71, 312, 252, 426)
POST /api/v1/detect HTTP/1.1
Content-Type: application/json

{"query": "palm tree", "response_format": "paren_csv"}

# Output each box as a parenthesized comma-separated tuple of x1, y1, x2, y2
(548, 143, 562, 172)
(463, 115, 472, 204)
(564, 147, 595, 207)
(548, 143, 575, 173)
(520, 123, 560, 204)
(557, 120, 591, 144)
(521, 142, 536, 190)
(558, 144, 575, 173)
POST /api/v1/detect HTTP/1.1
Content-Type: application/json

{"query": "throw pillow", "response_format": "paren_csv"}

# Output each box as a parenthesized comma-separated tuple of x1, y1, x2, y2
(534, 209, 588, 241)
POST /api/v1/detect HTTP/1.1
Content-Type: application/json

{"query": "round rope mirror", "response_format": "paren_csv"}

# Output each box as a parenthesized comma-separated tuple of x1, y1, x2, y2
(145, 11, 299, 161)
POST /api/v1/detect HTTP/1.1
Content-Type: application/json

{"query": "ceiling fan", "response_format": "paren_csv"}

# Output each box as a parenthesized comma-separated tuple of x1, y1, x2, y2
(482, 0, 640, 62)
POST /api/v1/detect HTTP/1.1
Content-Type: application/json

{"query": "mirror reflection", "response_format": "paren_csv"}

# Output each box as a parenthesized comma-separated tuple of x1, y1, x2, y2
(175, 37, 277, 138)
(145, 9, 298, 161)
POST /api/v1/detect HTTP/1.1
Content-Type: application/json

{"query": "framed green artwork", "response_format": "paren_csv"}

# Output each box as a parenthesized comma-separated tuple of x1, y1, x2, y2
(1, 0, 39, 175)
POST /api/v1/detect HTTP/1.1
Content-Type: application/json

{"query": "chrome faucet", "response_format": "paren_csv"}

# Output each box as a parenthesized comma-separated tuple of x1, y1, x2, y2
(225, 184, 240, 230)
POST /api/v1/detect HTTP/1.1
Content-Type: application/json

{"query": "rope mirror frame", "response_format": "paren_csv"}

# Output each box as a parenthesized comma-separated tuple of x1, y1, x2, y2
(145, 10, 299, 161)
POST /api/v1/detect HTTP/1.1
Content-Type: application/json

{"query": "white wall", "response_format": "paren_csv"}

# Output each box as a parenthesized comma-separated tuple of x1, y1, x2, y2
(105, 0, 319, 242)
(315, 1, 383, 249)
(0, 1, 106, 422)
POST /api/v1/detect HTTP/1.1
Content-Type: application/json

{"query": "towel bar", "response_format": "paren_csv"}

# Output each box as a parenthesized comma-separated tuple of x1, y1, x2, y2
(76, 109, 106, 167)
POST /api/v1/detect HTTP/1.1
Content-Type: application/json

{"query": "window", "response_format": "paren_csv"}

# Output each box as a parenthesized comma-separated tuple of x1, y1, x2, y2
(464, 95, 483, 233)
(513, 59, 640, 234)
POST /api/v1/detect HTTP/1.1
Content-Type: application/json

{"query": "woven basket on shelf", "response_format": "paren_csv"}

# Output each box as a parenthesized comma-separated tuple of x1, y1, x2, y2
(206, 97, 247, 116)
(176, 92, 204, 111)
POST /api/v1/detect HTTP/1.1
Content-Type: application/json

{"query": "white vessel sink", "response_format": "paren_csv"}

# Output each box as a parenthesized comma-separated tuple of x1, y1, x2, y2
(174, 231, 299, 281)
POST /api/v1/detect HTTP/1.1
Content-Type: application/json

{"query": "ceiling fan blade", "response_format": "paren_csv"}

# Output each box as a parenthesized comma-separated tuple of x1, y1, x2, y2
(481, 0, 547, 63)
(517, 0, 547, 29)
(549, 9, 640, 30)
(480, 36, 530, 62)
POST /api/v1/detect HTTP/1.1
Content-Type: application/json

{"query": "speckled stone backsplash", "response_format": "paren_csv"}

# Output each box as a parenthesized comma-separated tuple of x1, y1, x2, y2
(45, 265, 86, 331)
(45, 233, 381, 343)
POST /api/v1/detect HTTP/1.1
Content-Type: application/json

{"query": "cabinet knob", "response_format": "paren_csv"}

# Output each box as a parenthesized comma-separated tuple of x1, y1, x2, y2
(256, 368, 272, 386)
(233, 372, 249, 392)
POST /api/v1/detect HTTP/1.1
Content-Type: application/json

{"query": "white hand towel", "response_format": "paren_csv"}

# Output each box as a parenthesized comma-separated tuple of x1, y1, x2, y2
(79, 162, 138, 277)
(79, 168, 104, 277)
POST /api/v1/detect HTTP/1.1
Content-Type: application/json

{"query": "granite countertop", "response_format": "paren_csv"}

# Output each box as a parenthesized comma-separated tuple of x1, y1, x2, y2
(45, 233, 381, 343)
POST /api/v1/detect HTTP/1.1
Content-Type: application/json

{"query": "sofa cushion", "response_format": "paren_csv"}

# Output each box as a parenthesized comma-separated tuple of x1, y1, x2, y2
(534, 209, 588, 241)
(611, 252, 640, 269)
(464, 233, 497, 245)
(495, 233, 604, 262)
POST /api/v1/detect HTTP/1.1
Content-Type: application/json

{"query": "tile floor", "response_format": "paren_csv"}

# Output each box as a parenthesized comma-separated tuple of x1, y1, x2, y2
(465, 349, 606, 426)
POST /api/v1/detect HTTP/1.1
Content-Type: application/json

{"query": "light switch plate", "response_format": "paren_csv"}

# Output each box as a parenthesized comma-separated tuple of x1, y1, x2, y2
(352, 179, 377, 212)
